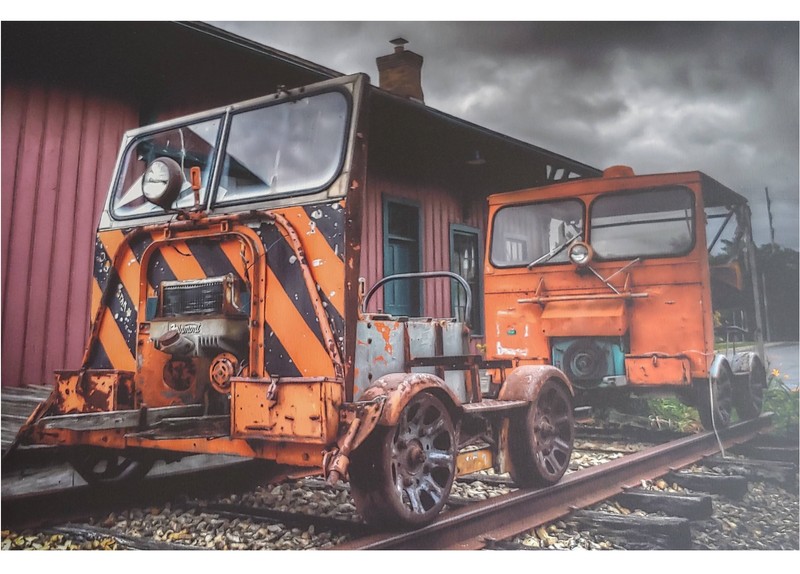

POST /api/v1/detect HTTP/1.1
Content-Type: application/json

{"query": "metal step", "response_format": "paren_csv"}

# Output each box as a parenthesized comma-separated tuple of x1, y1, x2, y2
(128, 415, 230, 440)
(37, 404, 204, 431)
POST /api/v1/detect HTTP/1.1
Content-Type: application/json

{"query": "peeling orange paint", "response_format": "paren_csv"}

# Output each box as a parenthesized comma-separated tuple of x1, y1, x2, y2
(372, 321, 395, 354)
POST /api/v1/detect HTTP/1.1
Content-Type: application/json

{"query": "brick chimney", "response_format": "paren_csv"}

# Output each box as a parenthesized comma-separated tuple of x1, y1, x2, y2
(376, 38, 424, 102)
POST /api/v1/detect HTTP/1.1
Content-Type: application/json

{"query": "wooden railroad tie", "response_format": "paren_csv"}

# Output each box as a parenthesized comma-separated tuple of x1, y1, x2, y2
(615, 489, 713, 520)
(569, 510, 692, 550)
(666, 471, 749, 499)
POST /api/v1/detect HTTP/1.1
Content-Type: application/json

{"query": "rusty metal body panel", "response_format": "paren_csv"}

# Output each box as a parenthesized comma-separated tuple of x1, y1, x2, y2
(53, 370, 135, 414)
(231, 377, 342, 443)
(485, 168, 761, 401)
(354, 317, 471, 402)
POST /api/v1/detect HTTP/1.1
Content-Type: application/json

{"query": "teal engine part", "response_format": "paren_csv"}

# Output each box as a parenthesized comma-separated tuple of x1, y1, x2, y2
(551, 337, 625, 388)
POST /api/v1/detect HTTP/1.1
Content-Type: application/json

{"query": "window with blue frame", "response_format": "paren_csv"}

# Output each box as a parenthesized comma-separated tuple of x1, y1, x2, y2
(383, 198, 421, 317)
(450, 225, 483, 335)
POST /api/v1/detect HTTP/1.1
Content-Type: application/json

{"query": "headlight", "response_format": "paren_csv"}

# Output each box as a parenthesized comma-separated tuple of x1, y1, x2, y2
(142, 157, 182, 208)
(568, 241, 593, 267)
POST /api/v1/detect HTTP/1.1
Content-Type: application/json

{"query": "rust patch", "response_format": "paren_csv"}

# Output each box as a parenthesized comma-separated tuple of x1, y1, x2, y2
(372, 321, 394, 354)
(163, 360, 197, 391)
(83, 373, 116, 411)
(498, 365, 574, 402)
(359, 372, 461, 426)
(54, 370, 135, 414)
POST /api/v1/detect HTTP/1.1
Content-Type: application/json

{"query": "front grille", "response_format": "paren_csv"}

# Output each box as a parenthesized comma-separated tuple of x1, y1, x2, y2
(161, 277, 226, 317)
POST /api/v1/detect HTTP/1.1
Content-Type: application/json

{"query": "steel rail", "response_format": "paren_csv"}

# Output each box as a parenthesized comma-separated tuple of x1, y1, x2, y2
(335, 414, 772, 550)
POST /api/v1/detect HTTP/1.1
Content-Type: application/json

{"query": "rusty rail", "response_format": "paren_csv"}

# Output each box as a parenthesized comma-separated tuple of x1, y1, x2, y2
(335, 414, 772, 550)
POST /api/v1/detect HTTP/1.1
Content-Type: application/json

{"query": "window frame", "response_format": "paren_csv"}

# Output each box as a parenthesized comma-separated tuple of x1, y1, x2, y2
(109, 115, 226, 223)
(587, 185, 698, 262)
(450, 223, 484, 335)
(211, 87, 353, 209)
(382, 196, 424, 317)
(489, 198, 586, 269)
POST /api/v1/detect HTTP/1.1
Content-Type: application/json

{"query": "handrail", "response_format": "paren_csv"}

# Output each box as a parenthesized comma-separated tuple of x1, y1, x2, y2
(361, 271, 472, 324)
(518, 291, 648, 305)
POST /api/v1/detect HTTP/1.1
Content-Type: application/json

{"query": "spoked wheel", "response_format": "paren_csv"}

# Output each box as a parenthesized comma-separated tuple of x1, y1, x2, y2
(731, 352, 766, 420)
(508, 379, 574, 487)
(696, 357, 734, 431)
(69, 447, 154, 486)
(349, 392, 457, 529)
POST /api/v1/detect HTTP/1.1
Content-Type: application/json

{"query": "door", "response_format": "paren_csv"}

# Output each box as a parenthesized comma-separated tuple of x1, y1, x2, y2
(383, 198, 421, 316)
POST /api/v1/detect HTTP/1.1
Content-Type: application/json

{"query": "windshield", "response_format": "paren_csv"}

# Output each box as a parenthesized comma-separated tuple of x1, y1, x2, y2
(491, 199, 584, 267)
(112, 118, 222, 218)
(590, 186, 695, 259)
(216, 91, 349, 204)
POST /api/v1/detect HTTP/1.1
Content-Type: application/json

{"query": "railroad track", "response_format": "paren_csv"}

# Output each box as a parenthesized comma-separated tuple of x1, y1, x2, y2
(337, 414, 779, 549)
(2, 413, 796, 550)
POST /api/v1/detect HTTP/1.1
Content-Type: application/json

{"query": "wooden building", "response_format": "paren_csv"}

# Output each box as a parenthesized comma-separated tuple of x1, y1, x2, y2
(1, 22, 599, 388)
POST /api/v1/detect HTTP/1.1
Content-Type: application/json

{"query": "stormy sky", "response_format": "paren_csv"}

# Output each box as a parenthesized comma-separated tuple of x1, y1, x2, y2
(212, 21, 799, 250)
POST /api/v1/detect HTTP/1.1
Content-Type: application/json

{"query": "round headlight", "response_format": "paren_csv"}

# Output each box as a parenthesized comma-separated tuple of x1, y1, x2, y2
(568, 241, 593, 267)
(142, 157, 183, 208)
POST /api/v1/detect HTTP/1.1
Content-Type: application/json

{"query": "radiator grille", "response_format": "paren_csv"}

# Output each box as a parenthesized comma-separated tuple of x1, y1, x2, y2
(161, 278, 225, 317)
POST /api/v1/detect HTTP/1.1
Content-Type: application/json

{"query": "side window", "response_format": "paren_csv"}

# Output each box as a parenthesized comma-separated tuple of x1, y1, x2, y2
(383, 198, 422, 316)
(450, 226, 483, 334)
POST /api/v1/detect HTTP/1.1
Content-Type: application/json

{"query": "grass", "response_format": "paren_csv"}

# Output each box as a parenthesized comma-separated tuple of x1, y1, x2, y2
(641, 371, 799, 438)
(763, 369, 800, 438)
(713, 340, 756, 352)
(644, 398, 703, 433)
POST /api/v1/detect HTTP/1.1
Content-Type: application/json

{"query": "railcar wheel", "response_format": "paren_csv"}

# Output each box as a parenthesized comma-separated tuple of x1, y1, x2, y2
(508, 379, 574, 487)
(696, 358, 734, 431)
(731, 352, 766, 420)
(69, 448, 154, 485)
(349, 392, 456, 529)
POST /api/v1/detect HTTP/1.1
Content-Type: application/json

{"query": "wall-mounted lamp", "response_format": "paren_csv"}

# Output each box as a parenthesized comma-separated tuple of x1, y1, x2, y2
(466, 150, 486, 166)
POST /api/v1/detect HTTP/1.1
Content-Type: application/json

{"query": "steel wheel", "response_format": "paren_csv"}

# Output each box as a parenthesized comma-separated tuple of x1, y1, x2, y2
(697, 358, 734, 430)
(731, 352, 766, 420)
(508, 379, 574, 487)
(349, 392, 456, 529)
(69, 448, 154, 485)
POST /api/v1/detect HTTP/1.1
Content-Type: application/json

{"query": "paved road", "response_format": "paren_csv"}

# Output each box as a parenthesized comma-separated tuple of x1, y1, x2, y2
(764, 341, 799, 389)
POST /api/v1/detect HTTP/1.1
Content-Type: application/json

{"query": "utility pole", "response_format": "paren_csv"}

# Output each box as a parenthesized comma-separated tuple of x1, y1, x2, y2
(762, 187, 774, 342)
(765, 187, 776, 248)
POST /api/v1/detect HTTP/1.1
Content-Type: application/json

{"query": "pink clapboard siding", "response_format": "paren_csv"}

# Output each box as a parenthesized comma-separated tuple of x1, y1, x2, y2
(1, 83, 137, 387)
(360, 170, 486, 318)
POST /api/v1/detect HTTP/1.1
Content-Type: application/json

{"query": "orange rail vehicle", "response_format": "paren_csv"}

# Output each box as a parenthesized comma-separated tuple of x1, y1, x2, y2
(15, 74, 576, 529)
(484, 165, 767, 430)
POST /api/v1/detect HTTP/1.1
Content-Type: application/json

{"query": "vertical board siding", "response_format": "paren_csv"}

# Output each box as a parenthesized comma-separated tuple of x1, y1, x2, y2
(2, 85, 48, 387)
(1, 82, 137, 387)
(1, 86, 27, 285)
(46, 91, 85, 373)
(25, 89, 67, 381)
(361, 170, 487, 320)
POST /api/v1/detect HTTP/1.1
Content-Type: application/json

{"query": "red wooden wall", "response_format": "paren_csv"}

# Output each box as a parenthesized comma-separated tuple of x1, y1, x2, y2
(1, 83, 138, 387)
(360, 170, 487, 319)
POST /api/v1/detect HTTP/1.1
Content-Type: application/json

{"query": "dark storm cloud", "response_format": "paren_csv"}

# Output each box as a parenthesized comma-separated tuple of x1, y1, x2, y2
(213, 21, 799, 248)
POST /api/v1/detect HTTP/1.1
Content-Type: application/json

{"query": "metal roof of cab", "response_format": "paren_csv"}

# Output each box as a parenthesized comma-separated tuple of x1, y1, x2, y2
(488, 166, 747, 208)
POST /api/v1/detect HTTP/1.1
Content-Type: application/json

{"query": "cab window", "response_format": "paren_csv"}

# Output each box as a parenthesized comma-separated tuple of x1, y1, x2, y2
(590, 187, 695, 259)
